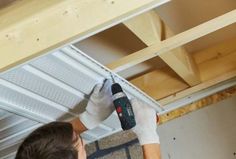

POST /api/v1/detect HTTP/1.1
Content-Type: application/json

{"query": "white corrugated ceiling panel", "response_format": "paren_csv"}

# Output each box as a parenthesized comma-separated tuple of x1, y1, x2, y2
(0, 45, 163, 159)
(0, 109, 41, 159)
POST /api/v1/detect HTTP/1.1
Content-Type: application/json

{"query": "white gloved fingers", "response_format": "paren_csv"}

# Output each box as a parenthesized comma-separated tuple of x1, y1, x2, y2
(92, 83, 104, 96)
(100, 79, 112, 95)
(79, 79, 115, 130)
(91, 79, 112, 97)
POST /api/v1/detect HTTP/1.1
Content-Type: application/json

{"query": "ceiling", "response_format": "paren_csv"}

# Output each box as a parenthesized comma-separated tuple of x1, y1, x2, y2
(0, 0, 235, 158)
(0, 45, 163, 158)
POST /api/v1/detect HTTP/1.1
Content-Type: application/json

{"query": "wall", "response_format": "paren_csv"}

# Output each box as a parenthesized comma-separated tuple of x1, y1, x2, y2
(159, 95, 236, 159)
(86, 95, 236, 159)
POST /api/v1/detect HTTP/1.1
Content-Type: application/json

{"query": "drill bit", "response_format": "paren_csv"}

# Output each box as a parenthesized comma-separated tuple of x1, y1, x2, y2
(110, 73, 115, 84)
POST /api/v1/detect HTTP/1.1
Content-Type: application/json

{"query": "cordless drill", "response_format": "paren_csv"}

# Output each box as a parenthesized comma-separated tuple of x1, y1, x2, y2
(110, 76, 136, 130)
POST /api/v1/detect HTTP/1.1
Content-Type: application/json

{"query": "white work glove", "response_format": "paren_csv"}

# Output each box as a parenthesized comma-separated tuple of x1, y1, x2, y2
(79, 80, 115, 129)
(131, 99, 160, 145)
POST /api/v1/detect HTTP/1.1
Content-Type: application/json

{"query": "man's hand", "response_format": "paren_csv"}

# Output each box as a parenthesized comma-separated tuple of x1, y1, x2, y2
(131, 99, 160, 145)
(79, 80, 115, 129)
(131, 99, 161, 159)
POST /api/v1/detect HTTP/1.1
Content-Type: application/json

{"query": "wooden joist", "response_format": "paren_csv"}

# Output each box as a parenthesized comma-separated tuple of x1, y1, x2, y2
(107, 9, 236, 72)
(159, 86, 236, 124)
(131, 37, 236, 104)
(123, 10, 200, 86)
(123, 11, 162, 47)
(0, 0, 169, 72)
(160, 70, 236, 105)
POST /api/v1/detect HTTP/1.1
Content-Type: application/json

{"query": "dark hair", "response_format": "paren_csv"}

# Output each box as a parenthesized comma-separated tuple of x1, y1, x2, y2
(15, 122, 78, 159)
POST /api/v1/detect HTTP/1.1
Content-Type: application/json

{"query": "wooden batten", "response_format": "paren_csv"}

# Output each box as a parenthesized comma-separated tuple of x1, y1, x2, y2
(107, 10, 236, 72)
(124, 10, 200, 86)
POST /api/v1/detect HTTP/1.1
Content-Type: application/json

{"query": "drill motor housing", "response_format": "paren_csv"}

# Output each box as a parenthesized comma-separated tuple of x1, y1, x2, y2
(111, 83, 136, 130)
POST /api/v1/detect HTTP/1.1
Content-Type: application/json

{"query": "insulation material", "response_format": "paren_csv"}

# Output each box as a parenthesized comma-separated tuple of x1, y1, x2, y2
(0, 45, 163, 158)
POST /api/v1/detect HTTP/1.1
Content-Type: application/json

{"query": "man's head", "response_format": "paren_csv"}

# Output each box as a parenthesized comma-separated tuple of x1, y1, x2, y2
(15, 122, 84, 159)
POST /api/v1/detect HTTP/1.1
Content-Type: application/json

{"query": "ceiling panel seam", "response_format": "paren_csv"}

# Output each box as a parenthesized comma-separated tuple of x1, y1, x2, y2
(52, 52, 102, 82)
(0, 124, 42, 150)
(0, 102, 52, 123)
(23, 65, 85, 98)
(0, 124, 42, 144)
(0, 79, 77, 116)
(0, 113, 10, 121)
(0, 118, 27, 132)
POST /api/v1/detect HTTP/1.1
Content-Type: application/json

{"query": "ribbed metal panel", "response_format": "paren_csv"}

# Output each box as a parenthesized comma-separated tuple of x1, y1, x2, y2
(31, 53, 101, 95)
(0, 120, 37, 141)
(0, 143, 20, 159)
(2, 66, 84, 109)
(0, 82, 74, 121)
(0, 110, 41, 159)
(0, 45, 164, 158)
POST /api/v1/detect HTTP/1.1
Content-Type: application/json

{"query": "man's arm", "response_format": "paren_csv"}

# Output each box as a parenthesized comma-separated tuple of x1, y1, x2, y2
(69, 118, 87, 134)
(131, 99, 161, 159)
(142, 144, 161, 159)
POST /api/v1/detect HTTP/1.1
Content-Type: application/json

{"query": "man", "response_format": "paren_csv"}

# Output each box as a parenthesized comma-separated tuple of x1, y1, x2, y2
(15, 80, 161, 159)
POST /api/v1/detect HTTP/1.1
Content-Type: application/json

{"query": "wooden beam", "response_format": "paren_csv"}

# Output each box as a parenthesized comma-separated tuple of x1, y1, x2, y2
(123, 11, 162, 46)
(159, 26, 200, 86)
(130, 66, 189, 99)
(158, 48, 200, 86)
(130, 37, 236, 104)
(0, 0, 168, 72)
(107, 9, 236, 72)
(158, 86, 236, 124)
(159, 70, 236, 105)
(123, 10, 200, 86)
(194, 37, 236, 81)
